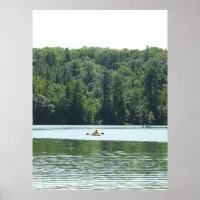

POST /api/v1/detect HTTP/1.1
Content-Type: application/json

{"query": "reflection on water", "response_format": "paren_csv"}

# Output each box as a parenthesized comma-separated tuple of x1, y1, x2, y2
(33, 138, 168, 190)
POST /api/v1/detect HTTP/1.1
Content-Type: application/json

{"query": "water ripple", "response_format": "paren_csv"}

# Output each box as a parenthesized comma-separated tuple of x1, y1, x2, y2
(33, 139, 168, 190)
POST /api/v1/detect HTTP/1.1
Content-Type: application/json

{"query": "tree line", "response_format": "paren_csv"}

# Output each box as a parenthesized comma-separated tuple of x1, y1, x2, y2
(33, 46, 167, 125)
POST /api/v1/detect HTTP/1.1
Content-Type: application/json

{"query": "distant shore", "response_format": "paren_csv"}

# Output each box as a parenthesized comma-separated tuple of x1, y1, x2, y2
(32, 125, 168, 130)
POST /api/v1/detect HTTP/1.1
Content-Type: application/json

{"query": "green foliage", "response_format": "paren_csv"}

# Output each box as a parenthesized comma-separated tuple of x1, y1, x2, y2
(33, 46, 168, 125)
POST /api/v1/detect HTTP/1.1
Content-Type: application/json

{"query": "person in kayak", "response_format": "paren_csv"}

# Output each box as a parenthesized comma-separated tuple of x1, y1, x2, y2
(91, 130, 100, 136)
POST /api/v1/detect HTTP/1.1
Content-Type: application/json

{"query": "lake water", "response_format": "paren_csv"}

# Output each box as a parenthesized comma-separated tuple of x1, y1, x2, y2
(33, 126, 168, 190)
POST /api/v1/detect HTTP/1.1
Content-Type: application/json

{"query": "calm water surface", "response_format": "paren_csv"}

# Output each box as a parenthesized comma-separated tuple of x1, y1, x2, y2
(33, 126, 168, 190)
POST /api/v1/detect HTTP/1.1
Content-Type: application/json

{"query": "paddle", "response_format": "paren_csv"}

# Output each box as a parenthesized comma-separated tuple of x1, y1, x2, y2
(86, 132, 104, 135)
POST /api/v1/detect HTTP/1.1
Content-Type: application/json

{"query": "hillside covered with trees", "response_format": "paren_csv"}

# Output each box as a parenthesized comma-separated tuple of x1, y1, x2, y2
(33, 46, 167, 125)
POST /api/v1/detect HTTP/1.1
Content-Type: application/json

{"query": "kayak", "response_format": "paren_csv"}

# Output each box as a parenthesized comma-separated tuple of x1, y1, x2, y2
(91, 133, 101, 136)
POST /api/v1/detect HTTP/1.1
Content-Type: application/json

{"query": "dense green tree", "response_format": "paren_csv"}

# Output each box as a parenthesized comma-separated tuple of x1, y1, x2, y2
(100, 70, 113, 125)
(32, 46, 168, 125)
(68, 80, 86, 124)
(111, 72, 127, 124)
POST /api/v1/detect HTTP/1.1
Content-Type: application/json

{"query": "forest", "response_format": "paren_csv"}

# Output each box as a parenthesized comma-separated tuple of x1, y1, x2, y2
(33, 46, 167, 125)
